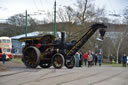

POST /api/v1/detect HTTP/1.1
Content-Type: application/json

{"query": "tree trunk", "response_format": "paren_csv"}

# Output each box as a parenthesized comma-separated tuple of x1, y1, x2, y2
(116, 38, 123, 64)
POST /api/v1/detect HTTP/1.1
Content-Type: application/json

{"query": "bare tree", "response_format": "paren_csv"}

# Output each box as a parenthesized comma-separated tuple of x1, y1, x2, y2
(102, 37, 115, 59)
(44, 0, 107, 52)
(5, 13, 38, 36)
(74, 0, 107, 25)
(57, 6, 75, 23)
(7, 14, 25, 26)
(46, 11, 54, 23)
(123, 6, 128, 24)
(74, 0, 89, 26)
(7, 14, 37, 26)
(106, 24, 128, 63)
(115, 28, 128, 63)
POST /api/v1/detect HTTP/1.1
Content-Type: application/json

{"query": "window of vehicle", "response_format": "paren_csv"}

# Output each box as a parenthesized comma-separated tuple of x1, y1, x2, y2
(2, 39, 10, 43)
(3, 40, 6, 43)
(3, 48, 6, 52)
(6, 40, 10, 43)
(7, 49, 11, 52)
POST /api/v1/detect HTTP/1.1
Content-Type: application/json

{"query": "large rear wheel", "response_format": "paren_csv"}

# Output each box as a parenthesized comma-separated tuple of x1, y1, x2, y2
(23, 46, 40, 68)
(52, 53, 64, 69)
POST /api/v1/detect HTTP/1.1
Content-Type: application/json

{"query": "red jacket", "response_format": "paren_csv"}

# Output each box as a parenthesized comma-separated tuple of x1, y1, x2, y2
(84, 53, 88, 59)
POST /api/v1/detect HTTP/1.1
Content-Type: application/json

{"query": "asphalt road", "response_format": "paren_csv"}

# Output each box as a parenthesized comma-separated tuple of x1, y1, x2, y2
(0, 62, 128, 85)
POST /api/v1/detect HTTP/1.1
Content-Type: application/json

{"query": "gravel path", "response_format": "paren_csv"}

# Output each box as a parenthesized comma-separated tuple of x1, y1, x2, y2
(0, 60, 24, 71)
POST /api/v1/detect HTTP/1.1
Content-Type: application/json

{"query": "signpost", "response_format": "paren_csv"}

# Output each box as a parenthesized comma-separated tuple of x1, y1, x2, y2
(25, 10, 27, 37)
(54, 0, 56, 37)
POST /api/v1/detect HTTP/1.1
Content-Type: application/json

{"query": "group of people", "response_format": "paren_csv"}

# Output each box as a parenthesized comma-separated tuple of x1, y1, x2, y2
(109, 54, 127, 68)
(75, 50, 103, 67)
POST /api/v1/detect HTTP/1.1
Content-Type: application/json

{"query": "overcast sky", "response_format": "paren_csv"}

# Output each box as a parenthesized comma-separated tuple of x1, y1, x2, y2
(0, 0, 127, 21)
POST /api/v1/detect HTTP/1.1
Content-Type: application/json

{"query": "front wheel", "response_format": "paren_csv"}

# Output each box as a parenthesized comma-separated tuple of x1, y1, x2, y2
(52, 53, 64, 69)
(65, 56, 76, 69)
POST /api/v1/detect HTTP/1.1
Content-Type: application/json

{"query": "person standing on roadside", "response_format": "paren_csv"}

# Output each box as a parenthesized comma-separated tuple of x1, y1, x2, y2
(79, 51, 83, 67)
(122, 54, 127, 68)
(75, 52, 80, 67)
(97, 53, 103, 66)
(84, 52, 88, 66)
(95, 53, 98, 66)
(87, 50, 93, 67)
(2, 53, 6, 64)
(92, 52, 97, 65)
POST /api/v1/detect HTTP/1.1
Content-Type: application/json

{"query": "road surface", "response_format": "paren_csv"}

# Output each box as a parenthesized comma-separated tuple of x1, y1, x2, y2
(0, 61, 128, 85)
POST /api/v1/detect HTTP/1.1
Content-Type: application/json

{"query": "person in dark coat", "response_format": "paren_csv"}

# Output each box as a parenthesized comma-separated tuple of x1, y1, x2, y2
(122, 54, 127, 67)
(94, 53, 98, 66)
(2, 53, 6, 64)
(97, 53, 103, 66)
(92, 52, 97, 66)
(79, 51, 83, 67)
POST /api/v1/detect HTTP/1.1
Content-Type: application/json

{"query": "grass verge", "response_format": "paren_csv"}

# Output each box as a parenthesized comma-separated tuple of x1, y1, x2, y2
(103, 63, 128, 67)
(11, 58, 22, 63)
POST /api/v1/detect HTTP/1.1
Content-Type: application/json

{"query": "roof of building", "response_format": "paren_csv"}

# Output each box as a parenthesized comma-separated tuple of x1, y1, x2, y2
(11, 31, 62, 40)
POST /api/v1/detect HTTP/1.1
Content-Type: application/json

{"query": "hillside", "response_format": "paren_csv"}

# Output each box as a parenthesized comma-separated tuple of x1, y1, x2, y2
(0, 22, 127, 37)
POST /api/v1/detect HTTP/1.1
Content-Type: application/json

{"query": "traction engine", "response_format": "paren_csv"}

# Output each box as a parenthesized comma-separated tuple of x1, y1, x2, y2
(19, 23, 107, 69)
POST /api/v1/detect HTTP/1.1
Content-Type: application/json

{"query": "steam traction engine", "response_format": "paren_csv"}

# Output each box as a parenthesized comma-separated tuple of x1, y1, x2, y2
(19, 23, 107, 69)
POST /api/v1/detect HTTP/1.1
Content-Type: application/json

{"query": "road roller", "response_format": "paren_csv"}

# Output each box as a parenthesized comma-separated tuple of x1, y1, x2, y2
(19, 23, 107, 69)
